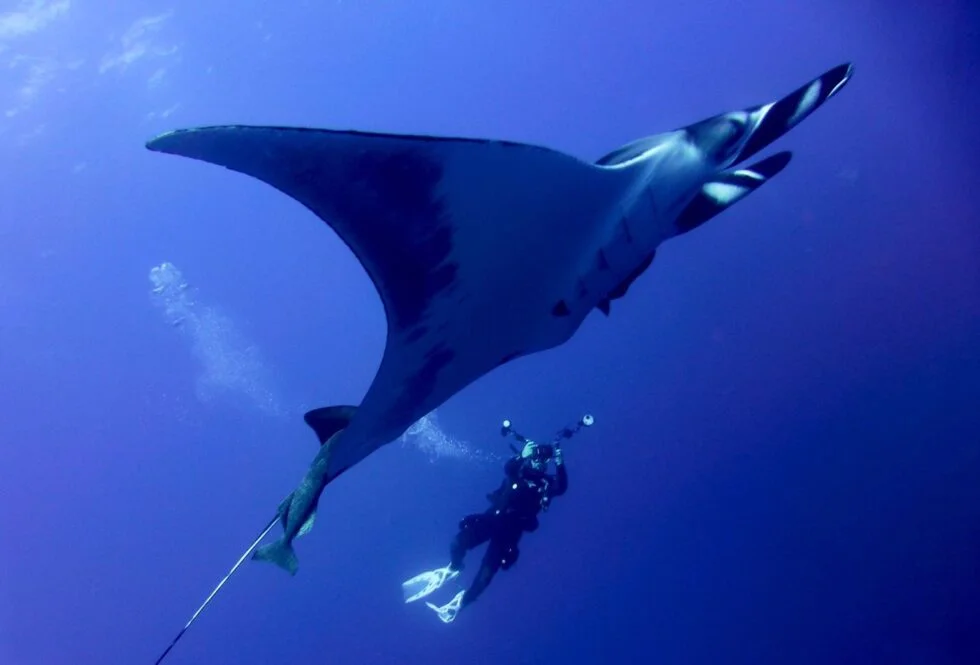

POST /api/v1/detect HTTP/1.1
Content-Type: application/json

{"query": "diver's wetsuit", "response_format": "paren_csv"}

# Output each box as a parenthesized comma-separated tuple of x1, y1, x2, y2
(448, 455, 568, 609)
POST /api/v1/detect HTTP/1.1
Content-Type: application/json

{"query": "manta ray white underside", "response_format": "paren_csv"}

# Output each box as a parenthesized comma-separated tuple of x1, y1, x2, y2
(147, 63, 853, 478)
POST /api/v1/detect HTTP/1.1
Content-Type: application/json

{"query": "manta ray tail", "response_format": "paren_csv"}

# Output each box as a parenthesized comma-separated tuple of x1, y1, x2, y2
(253, 539, 299, 576)
(253, 405, 359, 576)
(252, 495, 300, 574)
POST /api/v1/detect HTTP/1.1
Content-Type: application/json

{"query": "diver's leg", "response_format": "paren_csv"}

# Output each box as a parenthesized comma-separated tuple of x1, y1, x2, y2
(449, 513, 493, 571)
(459, 544, 502, 610)
(425, 553, 502, 624)
(460, 529, 522, 610)
(425, 526, 520, 623)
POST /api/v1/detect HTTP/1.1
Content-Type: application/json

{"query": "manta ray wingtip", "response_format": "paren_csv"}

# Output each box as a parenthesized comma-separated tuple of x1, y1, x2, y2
(145, 126, 218, 153)
(828, 62, 855, 96)
(145, 129, 185, 153)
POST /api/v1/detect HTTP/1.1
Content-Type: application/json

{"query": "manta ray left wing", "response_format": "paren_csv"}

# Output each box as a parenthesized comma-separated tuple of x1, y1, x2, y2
(147, 128, 635, 472)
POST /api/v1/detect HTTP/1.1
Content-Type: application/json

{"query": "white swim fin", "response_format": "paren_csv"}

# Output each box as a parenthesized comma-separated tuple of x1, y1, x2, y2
(401, 564, 459, 603)
(426, 590, 466, 624)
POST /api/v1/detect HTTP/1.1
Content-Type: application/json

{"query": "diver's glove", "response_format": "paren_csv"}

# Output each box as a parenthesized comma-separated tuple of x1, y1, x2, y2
(553, 444, 564, 465)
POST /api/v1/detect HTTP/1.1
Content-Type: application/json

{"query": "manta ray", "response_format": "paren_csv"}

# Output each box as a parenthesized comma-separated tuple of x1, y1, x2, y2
(147, 63, 853, 574)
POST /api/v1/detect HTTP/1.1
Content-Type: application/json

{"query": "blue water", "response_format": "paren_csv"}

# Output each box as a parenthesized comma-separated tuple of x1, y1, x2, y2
(2, 2, 978, 664)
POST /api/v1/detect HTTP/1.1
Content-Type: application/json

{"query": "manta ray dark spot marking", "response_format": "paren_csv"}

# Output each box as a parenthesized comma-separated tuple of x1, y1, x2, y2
(552, 300, 570, 317)
(297, 147, 458, 330)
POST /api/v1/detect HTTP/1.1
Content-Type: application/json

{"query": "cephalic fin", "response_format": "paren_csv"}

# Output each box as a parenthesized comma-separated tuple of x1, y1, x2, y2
(675, 151, 792, 235)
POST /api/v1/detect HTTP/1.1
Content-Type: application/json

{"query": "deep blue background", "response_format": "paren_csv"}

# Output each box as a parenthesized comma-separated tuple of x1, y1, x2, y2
(1, 2, 978, 664)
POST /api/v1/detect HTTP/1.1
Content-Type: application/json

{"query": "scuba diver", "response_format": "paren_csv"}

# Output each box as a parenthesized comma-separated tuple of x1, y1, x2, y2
(402, 413, 594, 624)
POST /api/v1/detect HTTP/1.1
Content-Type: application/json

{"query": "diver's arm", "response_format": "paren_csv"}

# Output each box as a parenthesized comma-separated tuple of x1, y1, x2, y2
(550, 459, 568, 497)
